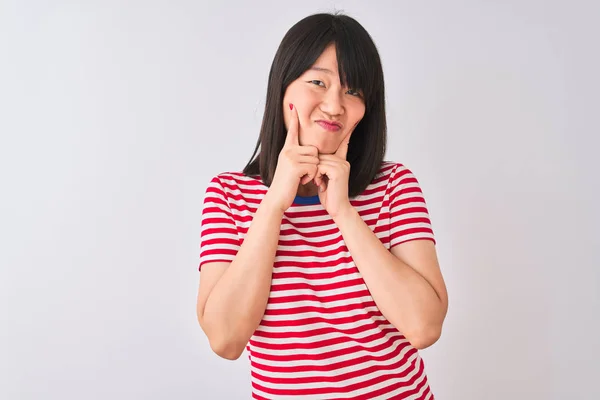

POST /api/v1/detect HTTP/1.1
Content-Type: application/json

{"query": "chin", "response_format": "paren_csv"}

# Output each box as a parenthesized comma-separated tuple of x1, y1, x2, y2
(301, 138, 335, 154)
(313, 144, 332, 154)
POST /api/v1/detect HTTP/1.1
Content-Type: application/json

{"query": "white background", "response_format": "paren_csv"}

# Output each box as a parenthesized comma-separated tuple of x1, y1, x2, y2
(1, 0, 598, 399)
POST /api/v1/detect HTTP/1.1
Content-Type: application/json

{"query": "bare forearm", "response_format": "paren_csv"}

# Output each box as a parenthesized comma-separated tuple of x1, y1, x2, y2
(333, 205, 445, 347)
(202, 194, 283, 355)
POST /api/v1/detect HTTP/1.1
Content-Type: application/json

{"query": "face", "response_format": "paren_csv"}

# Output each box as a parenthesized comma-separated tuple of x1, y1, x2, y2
(282, 44, 366, 154)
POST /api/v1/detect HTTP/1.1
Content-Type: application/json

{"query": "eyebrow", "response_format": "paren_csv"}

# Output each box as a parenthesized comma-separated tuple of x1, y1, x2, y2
(310, 66, 334, 74)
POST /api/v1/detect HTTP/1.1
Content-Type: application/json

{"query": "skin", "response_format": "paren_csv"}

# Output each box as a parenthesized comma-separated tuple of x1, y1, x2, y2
(279, 45, 448, 348)
(196, 43, 448, 360)
(282, 43, 365, 199)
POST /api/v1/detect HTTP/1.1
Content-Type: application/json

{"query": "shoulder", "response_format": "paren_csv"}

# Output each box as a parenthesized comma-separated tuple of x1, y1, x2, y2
(376, 161, 416, 181)
(205, 171, 264, 194)
(208, 171, 247, 185)
(374, 161, 428, 197)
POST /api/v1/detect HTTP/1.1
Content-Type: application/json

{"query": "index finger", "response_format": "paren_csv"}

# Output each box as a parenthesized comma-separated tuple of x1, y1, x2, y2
(284, 103, 299, 148)
(335, 129, 353, 159)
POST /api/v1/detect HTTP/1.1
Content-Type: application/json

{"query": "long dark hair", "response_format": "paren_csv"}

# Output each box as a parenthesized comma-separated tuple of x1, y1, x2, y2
(243, 12, 386, 197)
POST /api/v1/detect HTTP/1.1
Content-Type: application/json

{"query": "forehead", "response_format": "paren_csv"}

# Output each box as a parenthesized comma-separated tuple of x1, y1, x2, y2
(309, 45, 338, 73)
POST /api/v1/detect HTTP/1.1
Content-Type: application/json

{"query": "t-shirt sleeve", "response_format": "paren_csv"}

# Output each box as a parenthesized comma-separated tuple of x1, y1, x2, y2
(389, 164, 436, 247)
(198, 175, 241, 271)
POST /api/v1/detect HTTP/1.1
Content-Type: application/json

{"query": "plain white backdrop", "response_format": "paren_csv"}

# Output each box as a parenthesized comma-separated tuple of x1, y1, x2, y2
(1, 0, 598, 399)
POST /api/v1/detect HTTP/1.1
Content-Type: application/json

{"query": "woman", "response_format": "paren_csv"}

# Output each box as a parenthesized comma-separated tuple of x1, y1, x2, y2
(196, 12, 448, 399)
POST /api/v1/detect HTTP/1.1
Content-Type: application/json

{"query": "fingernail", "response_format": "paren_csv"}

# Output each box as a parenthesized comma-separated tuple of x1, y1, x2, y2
(289, 103, 293, 110)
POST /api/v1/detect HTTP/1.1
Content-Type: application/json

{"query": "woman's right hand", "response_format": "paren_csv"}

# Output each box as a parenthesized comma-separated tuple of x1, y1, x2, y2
(266, 104, 320, 213)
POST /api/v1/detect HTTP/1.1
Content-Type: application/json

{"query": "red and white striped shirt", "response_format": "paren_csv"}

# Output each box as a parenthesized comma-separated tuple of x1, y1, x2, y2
(199, 161, 436, 399)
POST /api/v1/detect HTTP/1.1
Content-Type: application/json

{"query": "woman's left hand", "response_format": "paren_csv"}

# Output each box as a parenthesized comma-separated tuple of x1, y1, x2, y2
(314, 131, 354, 218)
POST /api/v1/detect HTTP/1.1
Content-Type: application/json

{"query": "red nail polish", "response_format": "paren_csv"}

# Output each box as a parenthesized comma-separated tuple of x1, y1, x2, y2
(289, 103, 293, 110)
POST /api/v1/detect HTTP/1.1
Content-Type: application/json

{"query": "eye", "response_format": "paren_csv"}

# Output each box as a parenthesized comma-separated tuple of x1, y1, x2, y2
(309, 80, 325, 87)
(346, 88, 362, 97)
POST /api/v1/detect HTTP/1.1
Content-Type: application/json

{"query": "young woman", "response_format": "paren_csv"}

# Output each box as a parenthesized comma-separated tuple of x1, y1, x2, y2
(196, 12, 448, 399)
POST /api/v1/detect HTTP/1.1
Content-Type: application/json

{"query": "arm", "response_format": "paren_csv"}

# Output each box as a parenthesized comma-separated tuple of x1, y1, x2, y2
(332, 206, 448, 349)
(196, 193, 284, 360)
(198, 107, 322, 360)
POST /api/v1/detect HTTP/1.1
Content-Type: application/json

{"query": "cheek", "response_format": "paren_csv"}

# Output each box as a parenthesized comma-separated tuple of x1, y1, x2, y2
(282, 88, 306, 127)
(350, 107, 366, 129)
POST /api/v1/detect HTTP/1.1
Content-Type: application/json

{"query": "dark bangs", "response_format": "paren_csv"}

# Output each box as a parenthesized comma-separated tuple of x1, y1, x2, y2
(333, 20, 382, 112)
(279, 13, 382, 112)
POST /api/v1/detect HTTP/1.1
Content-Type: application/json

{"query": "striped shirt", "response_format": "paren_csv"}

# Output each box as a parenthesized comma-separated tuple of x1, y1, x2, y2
(199, 161, 436, 399)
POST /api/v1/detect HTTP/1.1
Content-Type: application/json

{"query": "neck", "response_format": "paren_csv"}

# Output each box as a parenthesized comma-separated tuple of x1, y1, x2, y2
(297, 181, 318, 197)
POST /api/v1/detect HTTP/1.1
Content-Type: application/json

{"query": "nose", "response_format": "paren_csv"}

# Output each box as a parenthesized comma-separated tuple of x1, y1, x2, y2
(320, 89, 344, 116)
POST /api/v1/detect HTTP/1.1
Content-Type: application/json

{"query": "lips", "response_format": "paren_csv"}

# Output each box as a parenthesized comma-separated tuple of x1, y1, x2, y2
(316, 120, 342, 132)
